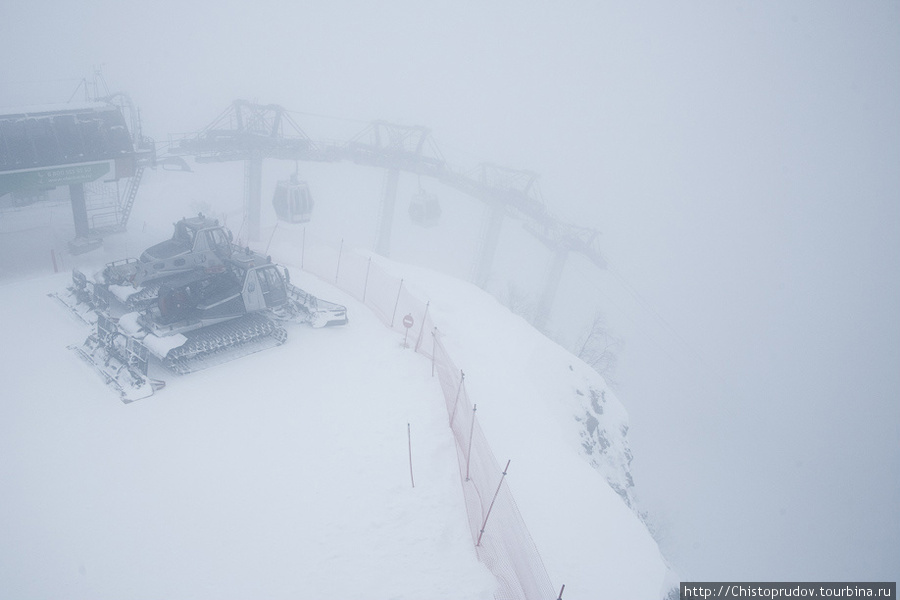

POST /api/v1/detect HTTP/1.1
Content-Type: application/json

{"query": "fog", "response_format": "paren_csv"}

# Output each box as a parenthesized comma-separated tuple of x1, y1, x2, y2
(2, 0, 898, 583)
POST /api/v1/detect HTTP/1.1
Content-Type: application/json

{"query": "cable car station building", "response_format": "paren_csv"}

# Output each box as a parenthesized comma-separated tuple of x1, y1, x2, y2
(0, 102, 151, 252)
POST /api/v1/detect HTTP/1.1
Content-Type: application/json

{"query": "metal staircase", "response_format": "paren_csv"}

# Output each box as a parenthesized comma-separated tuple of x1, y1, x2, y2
(118, 165, 144, 229)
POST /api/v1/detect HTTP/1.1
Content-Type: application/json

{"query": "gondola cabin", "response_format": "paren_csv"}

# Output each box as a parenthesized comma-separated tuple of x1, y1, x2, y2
(273, 175, 314, 223)
(408, 190, 441, 227)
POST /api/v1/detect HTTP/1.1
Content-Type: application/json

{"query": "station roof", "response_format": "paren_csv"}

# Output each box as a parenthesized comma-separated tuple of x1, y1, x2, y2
(0, 102, 134, 172)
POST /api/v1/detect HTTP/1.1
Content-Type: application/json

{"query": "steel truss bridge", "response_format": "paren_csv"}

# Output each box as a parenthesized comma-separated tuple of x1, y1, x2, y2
(169, 100, 605, 330)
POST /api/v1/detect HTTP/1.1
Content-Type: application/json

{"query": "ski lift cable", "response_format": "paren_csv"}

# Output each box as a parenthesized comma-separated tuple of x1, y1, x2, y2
(567, 258, 687, 358)
(284, 108, 369, 126)
(569, 259, 737, 402)
(5, 76, 81, 86)
(570, 258, 700, 364)
(566, 261, 689, 375)
(604, 260, 711, 370)
(569, 258, 731, 392)
(66, 79, 86, 103)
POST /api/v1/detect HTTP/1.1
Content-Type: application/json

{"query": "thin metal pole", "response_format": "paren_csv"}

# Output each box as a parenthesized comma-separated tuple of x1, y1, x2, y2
(414, 301, 429, 352)
(408, 422, 415, 488)
(465, 404, 477, 481)
(557, 584, 566, 600)
(390, 278, 403, 327)
(362, 256, 372, 303)
(431, 328, 437, 377)
(476, 459, 510, 546)
(335, 238, 344, 283)
(450, 370, 465, 424)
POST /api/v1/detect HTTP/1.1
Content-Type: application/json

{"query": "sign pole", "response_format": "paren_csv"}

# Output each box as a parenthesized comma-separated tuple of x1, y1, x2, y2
(402, 313, 414, 348)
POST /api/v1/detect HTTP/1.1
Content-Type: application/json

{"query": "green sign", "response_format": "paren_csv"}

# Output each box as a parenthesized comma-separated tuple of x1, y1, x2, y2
(0, 161, 112, 196)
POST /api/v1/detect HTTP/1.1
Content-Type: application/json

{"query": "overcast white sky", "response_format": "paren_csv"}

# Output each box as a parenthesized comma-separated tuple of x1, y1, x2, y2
(2, 0, 898, 583)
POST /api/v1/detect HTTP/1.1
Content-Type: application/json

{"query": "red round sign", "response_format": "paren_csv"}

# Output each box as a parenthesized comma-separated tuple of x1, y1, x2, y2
(402, 314, 414, 329)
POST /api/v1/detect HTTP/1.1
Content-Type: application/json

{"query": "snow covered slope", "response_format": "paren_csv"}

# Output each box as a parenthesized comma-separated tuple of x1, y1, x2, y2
(368, 257, 673, 599)
(0, 165, 672, 598)
(0, 259, 671, 599)
(0, 271, 496, 599)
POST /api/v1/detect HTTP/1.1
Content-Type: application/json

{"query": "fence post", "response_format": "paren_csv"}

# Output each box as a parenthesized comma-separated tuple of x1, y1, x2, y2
(476, 459, 510, 546)
(408, 422, 415, 488)
(465, 404, 477, 481)
(362, 256, 372, 303)
(335, 238, 344, 283)
(450, 370, 465, 424)
(414, 301, 429, 352)
(431, 328, 437, 377)
(50, 249, 58, 273)
(390, 278, 403, 327)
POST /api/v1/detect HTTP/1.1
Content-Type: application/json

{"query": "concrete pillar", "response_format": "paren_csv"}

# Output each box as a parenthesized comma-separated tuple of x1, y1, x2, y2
(472, 202, 505, 289)
(534, 248, 568, 331)
(69, 183, 90, 238)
